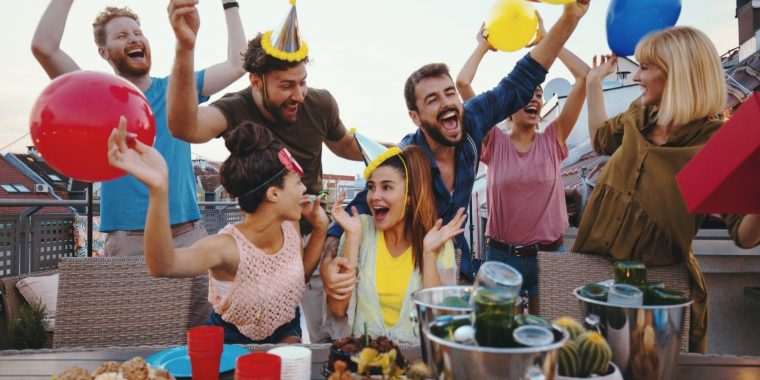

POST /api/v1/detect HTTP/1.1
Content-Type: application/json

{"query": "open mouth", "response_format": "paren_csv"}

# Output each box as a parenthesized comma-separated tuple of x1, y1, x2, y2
(524, 104, 539, 116)
(126, 48, 145, 60)
(438, 109, 459, 132)
(372, 206, 390, 222)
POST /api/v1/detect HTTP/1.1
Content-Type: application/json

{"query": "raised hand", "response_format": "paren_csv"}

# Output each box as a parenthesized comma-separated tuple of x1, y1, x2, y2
(423, 208, 467, 255)
(107, 116, 168, 190)
(301, 195, 329, 231)
(331, 192, 362, 236)
(526, 12, 546, 48)
(476, 23, 496, 52)
(563, 0, 591, 20)
(168, 0, 200, 50)
(321, 255, 356, 301)
(587, 54, 617, 83)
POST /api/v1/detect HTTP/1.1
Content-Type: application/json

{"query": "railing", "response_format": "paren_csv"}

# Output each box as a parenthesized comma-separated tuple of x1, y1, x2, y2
(0, 199, 242, 277)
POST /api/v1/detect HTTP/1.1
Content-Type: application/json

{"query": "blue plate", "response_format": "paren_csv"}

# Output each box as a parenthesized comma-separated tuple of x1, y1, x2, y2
(146, 344, 250, 378)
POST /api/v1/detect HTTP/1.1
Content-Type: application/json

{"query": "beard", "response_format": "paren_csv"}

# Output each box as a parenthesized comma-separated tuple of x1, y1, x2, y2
(420, 122, 458, 147)
(111, 49, 151, 77)
(264, 97, 299, 125)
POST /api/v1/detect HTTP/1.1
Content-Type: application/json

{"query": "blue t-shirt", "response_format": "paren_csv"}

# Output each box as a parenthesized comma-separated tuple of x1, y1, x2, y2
(100, 72, 209, 232)
(328, 54, 547, 280)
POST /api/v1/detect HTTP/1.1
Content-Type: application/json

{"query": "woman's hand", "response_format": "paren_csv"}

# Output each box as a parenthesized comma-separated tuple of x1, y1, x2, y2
(423, 208, 467, 255)
(587, 54, 617, 84)
(476, 23, 496, 52)
(331, 191, 362, 236)
(526, 12, 545, 48)
(107, 116, 168, 190)
(301, 196, 329, 231)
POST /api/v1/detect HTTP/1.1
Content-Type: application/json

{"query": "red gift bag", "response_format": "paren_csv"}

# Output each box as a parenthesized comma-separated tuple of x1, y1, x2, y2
(676, 92, 760, 213)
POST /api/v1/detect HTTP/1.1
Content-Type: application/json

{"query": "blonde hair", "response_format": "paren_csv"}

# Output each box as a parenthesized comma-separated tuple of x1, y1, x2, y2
(635, 26, 725, 127)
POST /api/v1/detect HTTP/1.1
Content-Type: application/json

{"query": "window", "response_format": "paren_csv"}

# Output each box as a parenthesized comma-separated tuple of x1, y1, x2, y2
(13, 184, 31, 192)
(1, 185, 17, 193)
(48, 174, 62, 181)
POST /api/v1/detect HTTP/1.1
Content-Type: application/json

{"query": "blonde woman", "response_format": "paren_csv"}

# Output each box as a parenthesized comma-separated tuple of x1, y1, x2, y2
(574, 26, 760, 352)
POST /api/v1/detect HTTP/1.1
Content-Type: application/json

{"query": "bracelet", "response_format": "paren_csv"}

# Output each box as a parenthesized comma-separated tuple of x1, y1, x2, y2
(223, 2, 239, 10)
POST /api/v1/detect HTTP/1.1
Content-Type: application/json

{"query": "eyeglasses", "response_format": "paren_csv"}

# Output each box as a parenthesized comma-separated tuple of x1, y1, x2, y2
(239, 148, 303, 201)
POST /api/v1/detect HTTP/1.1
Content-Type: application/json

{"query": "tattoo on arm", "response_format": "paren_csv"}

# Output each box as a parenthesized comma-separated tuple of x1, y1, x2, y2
(323, 236, 339, 259)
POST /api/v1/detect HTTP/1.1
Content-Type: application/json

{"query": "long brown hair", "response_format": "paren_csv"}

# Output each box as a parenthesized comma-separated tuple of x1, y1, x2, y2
(377, 146, 437, 269)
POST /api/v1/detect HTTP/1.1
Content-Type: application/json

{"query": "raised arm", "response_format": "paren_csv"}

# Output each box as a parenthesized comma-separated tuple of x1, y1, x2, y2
(554, 48, 591, 144)
(199, 0, 247, 96)
(586, 55, 617, 142)
(300, 197, 330, 281)
(31, 0, 80, 78)
(167, 0, 233, 143)
(528, 0, 589, 71)
(456, 25, 492, 101)
(107, 118, 231, 277)
(324, 132, 363, 161)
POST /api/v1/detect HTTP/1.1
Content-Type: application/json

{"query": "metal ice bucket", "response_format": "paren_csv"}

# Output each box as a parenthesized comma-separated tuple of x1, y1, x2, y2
(574, 287, 692, 380)
(411, 286, 568, 380)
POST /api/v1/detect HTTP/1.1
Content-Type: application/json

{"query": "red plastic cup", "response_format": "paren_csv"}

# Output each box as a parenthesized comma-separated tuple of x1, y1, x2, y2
(187, 326, 224, 380)
(235, 353, 281, 380)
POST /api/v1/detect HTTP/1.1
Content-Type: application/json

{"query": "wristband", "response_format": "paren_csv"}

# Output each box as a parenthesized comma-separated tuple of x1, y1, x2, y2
(223, 2, 239, 10)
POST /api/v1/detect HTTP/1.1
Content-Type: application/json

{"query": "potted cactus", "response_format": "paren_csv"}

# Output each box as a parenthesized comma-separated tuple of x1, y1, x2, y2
(555, 317, 622, 380)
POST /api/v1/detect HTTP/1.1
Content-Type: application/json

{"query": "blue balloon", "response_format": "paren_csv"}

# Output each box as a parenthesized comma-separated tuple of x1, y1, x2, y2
(606, 0, 682, 56)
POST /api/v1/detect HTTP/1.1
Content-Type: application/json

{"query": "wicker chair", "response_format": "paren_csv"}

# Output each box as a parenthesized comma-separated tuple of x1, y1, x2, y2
(53, 256, 194, 348)
(537, 251, 692, 352)
(1, 269, 58, 337)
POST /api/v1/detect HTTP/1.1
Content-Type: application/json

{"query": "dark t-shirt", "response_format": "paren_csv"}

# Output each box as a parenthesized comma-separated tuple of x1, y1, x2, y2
(211, 86, 347, 195)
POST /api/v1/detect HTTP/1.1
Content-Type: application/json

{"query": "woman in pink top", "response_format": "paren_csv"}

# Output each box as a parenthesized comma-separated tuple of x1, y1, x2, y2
(456, 22, 589, 314)
(107, 120, 328, 344)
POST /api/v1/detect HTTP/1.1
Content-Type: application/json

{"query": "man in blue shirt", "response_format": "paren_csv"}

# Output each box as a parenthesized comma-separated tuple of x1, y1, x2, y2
(322, 1, 591, 288)
(31, 0, 247, 326)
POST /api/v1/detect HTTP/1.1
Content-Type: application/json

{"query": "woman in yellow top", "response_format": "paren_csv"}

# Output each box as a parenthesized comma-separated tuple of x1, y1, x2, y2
(575, 26, 760, 352)
(321, 146, 466, 342)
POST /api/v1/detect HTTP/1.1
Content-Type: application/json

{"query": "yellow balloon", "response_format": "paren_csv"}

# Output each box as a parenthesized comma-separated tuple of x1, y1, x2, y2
(485, 0, 539, 52)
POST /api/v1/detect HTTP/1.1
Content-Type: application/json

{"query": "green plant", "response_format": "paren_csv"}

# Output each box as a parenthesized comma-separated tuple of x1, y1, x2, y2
(558, 339, 581, 377)
(9, 301, 49, 349)
(555, 317, 614, 378)
(577, 331, 613, 377)
(554, 317, 585, 340)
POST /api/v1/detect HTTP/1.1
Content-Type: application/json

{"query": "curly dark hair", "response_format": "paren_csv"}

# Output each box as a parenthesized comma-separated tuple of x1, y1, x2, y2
(243, 33, 309, 76)
(220, 123, 285, 213)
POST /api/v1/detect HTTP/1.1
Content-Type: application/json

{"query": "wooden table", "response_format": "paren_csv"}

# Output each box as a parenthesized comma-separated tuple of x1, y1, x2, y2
(1, 345, 759, 379)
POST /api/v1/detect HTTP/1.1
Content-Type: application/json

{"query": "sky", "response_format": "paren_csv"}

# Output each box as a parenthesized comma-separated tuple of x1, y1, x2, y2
(0, 0, 739, 178)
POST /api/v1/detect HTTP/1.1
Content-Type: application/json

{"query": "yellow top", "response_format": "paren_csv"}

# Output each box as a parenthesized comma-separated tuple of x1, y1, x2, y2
(374, 230, 414, 328)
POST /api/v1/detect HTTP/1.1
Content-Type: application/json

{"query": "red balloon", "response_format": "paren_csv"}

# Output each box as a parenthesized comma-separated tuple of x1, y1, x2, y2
(29, 71, 156, 182)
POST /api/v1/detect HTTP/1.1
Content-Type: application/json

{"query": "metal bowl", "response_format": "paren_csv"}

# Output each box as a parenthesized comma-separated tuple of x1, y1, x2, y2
(412, 286, 567, 380)
(574, 287, 692, 380)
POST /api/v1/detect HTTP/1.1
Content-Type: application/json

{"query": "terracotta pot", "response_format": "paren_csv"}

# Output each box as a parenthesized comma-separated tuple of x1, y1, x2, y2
(555, 362, 623, 380)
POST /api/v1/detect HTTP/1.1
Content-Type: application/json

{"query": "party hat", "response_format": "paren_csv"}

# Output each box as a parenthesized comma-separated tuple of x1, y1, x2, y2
(351, 129, 402, 179)
(261, 0, 309, 62)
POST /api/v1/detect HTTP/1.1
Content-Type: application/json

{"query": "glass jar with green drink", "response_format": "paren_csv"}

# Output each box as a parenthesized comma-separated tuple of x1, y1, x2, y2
(471, 262, 522, 348)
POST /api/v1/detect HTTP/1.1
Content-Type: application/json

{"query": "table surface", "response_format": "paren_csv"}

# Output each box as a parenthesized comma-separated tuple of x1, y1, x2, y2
(1, 345, 759, 380)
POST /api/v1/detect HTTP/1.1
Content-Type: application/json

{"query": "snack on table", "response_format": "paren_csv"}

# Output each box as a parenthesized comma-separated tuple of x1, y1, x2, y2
(328, 335, 409, 376)
(53, 357, 174, 380)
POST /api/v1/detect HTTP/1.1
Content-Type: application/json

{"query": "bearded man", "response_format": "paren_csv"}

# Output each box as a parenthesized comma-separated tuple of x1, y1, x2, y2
(31, 0, 247, 327)
(323, 0, 592, 285)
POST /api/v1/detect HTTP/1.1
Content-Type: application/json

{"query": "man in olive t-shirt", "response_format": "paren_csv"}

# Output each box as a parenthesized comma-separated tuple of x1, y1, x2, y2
(210, 85, 350, 196)
(167, 31, 362, 343)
